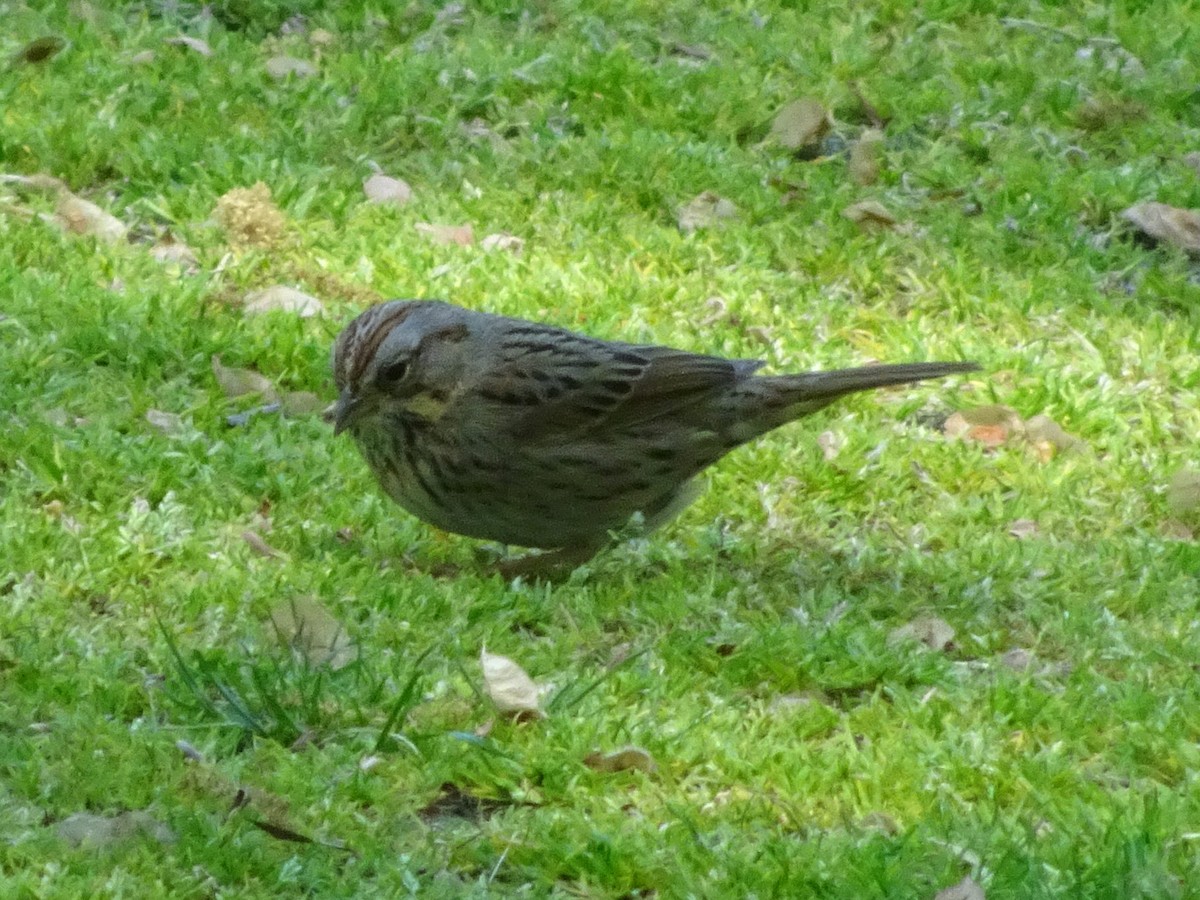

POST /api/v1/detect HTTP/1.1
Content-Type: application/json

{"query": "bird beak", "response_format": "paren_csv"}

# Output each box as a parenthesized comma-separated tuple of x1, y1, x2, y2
(327, 389, 359, 436)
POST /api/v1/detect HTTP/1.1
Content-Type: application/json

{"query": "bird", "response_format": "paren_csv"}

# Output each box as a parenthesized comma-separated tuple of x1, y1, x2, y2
(330, 299, 977, 574)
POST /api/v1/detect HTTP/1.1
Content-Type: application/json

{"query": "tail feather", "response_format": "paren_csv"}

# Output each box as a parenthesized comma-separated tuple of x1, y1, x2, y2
(783, 361, 979, 402)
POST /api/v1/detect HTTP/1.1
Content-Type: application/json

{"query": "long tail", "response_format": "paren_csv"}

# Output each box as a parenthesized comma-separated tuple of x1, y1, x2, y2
(780, 361, 979, 401)
(747, 361, 978, 435)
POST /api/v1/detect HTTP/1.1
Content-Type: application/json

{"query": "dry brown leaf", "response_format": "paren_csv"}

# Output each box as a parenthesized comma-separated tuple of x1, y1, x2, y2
(55, 194, 127, 243)
(12, 35, 66, 65)
(56, 810, 175, 848)
(280, 391, 326, 417)
(1166, 468, 1200, 520)
(244, 285, 324, 317)
(149, 234, 199, 271)
(265, 55, 317, 78)
(943, 405, 1023, 447)
(848, 128, 884, 186)
(677, 191, 737, 233)
(481, 232, 525, 254)
(242, 529, 284, 559)
(1121, 202, 1200, 256)
(165, 35, 213, 56)
(215, 182, 286, 249)
(415, 222, 475, 246)
(934, 875, 986, 900)
(363, 173, 413, 206)
(888, 615, 955, 652)
(211, 355, 278, 401)
(841, 199, 898, 229)
(770, 97, 830, 151)
(1074, 94, 1146, 131)
(269, 597, 356, 670)
(1007, 519, 1038, 539)
(480, 647, 541, 715)
(145, 409, 184, 434)
(583, 746, 657, 774)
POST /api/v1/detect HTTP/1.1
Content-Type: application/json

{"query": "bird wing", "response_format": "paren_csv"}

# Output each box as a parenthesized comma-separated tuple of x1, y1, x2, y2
(488, 325, 762, 440)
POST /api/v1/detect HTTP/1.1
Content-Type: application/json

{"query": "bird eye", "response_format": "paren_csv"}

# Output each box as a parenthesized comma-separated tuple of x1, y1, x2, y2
(378, 359, 409, 384)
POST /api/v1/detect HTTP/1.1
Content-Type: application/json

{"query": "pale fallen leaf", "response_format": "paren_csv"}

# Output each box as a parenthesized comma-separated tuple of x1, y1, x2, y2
(999, 648, 1035, 672)
(56, 194, 127, 243)
(481, 232, 525, 254)
(744, 326, 773, 347)
(770, 97, 830, 151)
(69, 0, 99, 22)
(1007, 519, 1038, 539)
(888, 615, 955, 652)
(699, 296, 728, 325)
(841, 199, 898, 229)
(1184, 152, 1200, 178)
(242, 529, 283, 559)
(583, 746, 657, 774)
(1121, 202, 1200, 256)
(859, 811, 900, 834)
(145, 409, 184, 434)
(1166, 468, 1200, 519)
(480, 646, 541, 715)
(359, 755, 382, 773)
(1024, 414, 1082, 451)
(56, 810, 175, 848)
(817, 430, 842, 461)
(211, 355, 278, 401)
(265, 55, 317, 78)
(0, 172, 69, 194)
(269, 597, 356, 669)
(280, 391, 326, 417)
(677, 191, 737, 233)
(1160, 519, 1194, 541)
(11, 35, 66, 65)
(149, 234, 199, 271)
(42, 500, 82, 534)
(415, 222, 475, 246)
(363, 173, 413, 206)
(934, 875, 986, 900)
(215, 182, 286, 249)
(310, 29, 336, 48)
(165, 35, 212, 56)
(128, 49, 156, 65)
(848, 128, 884, 186)
(1075, 39, 1145, 78)
(244, 285, 324, 317)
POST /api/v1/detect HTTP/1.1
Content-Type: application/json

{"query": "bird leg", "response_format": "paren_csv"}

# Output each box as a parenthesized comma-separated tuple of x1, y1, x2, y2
(495, 543, 605, 581)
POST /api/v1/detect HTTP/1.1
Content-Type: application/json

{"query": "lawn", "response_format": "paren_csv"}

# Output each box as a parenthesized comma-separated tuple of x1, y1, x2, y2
(2, 0, 1200, 896)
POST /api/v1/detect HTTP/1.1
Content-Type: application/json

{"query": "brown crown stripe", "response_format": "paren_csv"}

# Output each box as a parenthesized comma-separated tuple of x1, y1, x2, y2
(351, 303, 418, 386)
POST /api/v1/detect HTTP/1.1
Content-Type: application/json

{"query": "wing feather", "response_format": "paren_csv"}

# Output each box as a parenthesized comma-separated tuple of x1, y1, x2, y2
(489, 323, 761, 440)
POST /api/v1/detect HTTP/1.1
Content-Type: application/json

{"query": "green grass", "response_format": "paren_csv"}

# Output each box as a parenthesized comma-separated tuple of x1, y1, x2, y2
(3, 0, 1200, 896)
